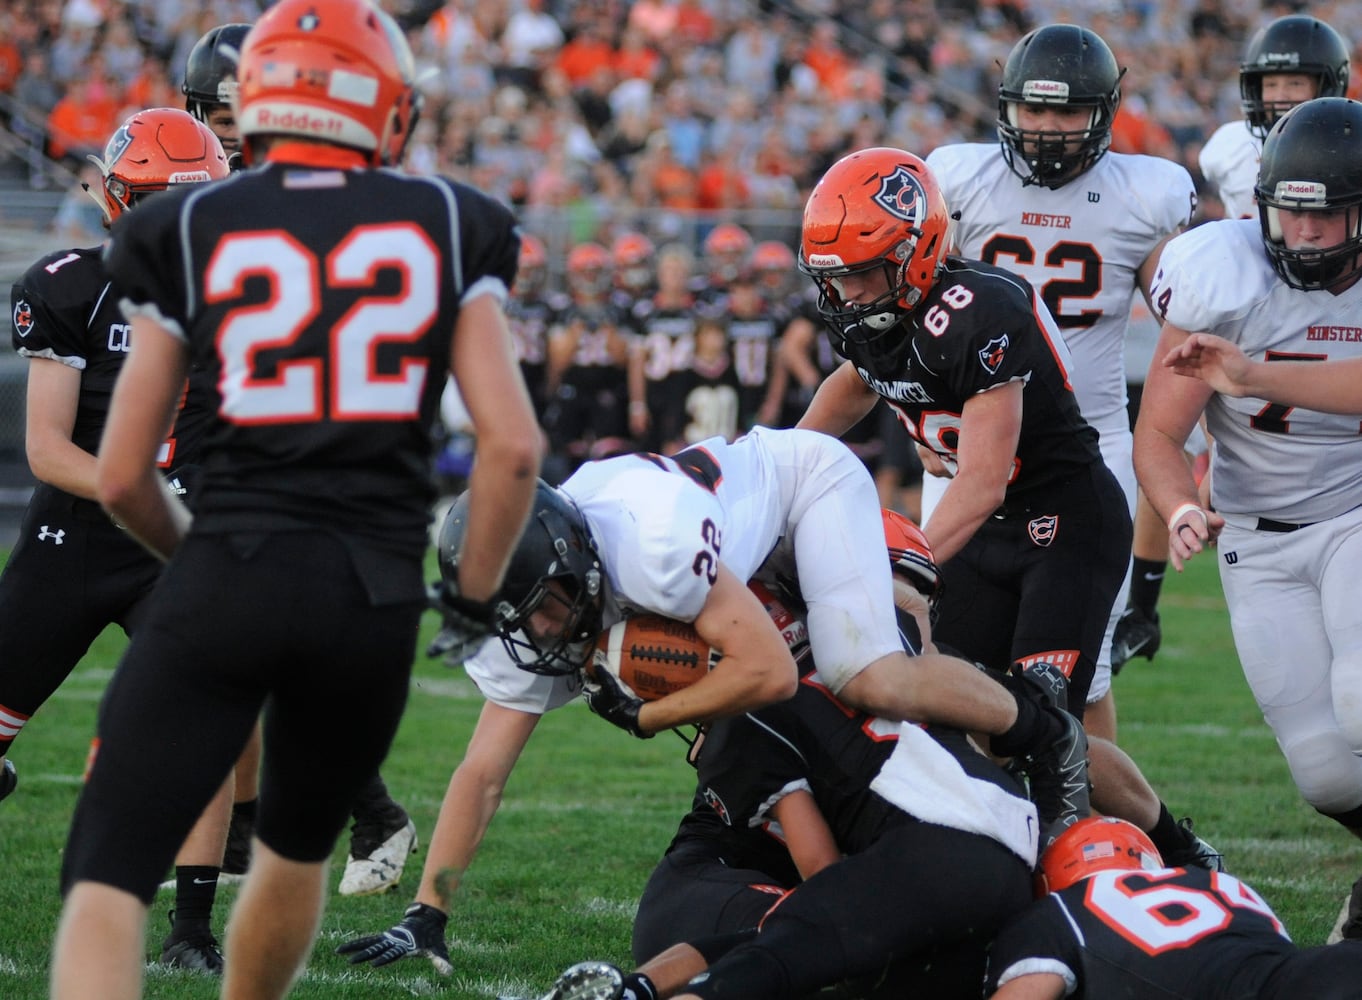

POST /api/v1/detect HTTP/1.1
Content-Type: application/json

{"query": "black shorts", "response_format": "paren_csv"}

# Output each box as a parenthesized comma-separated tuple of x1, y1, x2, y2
(686, 814, 1032, 1000)
(1260, 940, 1362, 999)
(0, 487, 160, 717)
(931, 462, 1132, 713)
(632, 843, 793, 963)
(60, 530, 423, 903)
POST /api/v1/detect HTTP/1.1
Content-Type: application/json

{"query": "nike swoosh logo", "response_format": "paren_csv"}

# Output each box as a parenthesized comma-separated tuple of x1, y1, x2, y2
(192, 878, 217, 885)
(1142, 572, 1164, 581)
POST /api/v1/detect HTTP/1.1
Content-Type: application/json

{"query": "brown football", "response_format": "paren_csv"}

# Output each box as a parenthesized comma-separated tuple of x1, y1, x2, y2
(590, 614, 714, 701)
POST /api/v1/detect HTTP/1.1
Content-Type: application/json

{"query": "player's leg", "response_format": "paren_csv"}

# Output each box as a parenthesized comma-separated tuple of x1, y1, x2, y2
(224, 722, 263, 880)
(340, 771, 417, 897)
(160, 776, 233, 972)
(223, 533, 421, 1000)
(50, 883, 149, 1000)
(1112, 489, 1169, 670)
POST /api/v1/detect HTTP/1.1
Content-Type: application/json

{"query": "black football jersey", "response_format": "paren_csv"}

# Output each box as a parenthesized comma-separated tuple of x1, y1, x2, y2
(845, 257, 1102, 496)
(664, 357, 741, 447)
(986, 867, 1298, 998)
(102, 163, 519, 558)
(663, 790, 802, 889)
(11, 247, 211, 471)
(695, 672, 902, 858)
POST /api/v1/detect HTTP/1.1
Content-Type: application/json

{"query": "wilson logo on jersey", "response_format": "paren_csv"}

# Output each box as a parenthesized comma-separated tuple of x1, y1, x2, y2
(978, 335, 1009, 374)
(12, 299, 33, 338)
(873, 166, 925, 224)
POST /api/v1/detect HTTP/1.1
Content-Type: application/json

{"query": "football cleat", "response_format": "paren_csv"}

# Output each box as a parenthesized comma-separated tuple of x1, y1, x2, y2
(340, 812, 418, 897)
(160, 912, 224, 975)
(0, 757, 15, 803)
(220, 806, 254, 885)
(1025, 710, 1091, 852)
(1327, 875, 1362, 944)
(1111, 607, 1161, 674)
(541, 962, 624, 1000)
(1160, 817, 1225, 873)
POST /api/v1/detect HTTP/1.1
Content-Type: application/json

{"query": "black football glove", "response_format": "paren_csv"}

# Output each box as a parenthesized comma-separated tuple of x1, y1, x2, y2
(584, 666, 652, 739)
(336, 902, 453, 975)
(425, 581, 497, 667)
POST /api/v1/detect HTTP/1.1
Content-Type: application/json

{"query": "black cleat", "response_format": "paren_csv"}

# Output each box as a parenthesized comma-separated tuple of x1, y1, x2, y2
(160, 912, 224, 974)
(1161, 817, 1225, 872)
(0, 758, 15, 803)
(1111, 607, 1161, 674)
(1328, 876, 1362, 944)
(1025, 710, 1091, 851)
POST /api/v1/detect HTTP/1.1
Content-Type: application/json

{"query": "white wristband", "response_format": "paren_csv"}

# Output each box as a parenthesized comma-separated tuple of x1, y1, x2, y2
(1168, 502, 1207, 532)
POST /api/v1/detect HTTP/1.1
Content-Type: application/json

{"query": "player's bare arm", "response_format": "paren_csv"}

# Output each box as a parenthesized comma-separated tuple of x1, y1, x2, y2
(1169, 332, 1362, 413)
(924, 380, 1022, 564)
(449, 294, 542, 601)
(94, 314, 192, 561)
(1133, 323, 1224, 571)
(770, 788, 840, 879)
(413, 701, 541, 916)
(989, 972, 1067, 1000)
(795, 360, 878, 437)
(637, 565, 799, 734)
(25, 358, 96, 499)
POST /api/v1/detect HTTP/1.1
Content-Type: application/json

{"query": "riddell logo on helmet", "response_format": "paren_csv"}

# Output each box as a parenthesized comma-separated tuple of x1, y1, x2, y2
(806, 253, 847, 267)
(255, 107, 346, 137)
(1022, 79, 1070, 102)
(1257, 51, 1301, 67)
(1275, 180, 1327, 201)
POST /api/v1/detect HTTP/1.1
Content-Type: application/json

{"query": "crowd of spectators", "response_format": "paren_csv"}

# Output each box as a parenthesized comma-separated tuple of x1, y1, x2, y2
(3, 0, 1362, 257)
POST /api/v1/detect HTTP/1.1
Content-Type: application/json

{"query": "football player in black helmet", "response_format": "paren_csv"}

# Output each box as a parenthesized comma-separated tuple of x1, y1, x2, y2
(182, 22, 251, 161)
(996, 24, 1124, 188)
(1240, 15, 1351, 139)
(1137, 96, 1362, 946)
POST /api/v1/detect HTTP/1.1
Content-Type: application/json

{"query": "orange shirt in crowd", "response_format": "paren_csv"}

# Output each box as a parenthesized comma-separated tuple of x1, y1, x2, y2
(555, 32, 615, 86)
(46, 86, 121, 159)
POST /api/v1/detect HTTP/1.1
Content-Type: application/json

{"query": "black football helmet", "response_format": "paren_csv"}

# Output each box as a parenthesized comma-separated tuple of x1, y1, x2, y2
(438, 480, 604, 676)
(1256, 97, 1362, 291)
(1240, 16, 1350, 139)
(997, 25, 1123, 188)
(183, 23, 251, 123)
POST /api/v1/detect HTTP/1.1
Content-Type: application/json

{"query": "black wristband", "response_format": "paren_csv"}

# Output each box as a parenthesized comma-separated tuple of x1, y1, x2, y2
(403, 902, 449, 930)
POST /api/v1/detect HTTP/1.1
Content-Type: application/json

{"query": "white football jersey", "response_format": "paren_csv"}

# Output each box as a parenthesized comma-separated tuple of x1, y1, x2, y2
(926, 143, 1195, 433)
(1198, 120, 1262, 221)
(1153, 219, 1362, 523)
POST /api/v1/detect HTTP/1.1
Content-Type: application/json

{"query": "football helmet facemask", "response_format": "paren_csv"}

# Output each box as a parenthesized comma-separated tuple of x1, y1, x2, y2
(1038, 817, 1163, 894)
(1256, 97, 1362, 291)
(567, 242, 613, 299)
(89, 108, 231, 224)
(1240, 15, 1350, 139)
(799, 147, 949, 369)
(515, 232, 547, 297)
(439, 480, 604, 676)
(997, 25, 1123, 188)
(235, 0, 422, 167)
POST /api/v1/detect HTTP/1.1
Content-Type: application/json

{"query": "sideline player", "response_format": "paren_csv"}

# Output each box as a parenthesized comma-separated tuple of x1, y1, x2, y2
(918, 25, 1214, 868)
(47, 3, 541, 999)
(181, 22, 251, 163)
(3, 108, 231, 970)
(985, 816, 1362, 998)
(1134, 96, 1362, 945)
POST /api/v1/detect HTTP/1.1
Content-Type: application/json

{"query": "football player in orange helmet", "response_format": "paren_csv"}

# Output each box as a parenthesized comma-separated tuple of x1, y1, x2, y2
(4, 106, 231, 974)
(986, 815, 1362, 999)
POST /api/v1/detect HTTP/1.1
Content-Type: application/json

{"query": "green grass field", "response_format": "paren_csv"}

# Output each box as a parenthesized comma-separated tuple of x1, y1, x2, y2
(0, 549, 1356, 999)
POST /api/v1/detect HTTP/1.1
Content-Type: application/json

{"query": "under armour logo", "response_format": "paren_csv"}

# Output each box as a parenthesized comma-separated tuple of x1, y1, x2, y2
(37, 525, 65, 544)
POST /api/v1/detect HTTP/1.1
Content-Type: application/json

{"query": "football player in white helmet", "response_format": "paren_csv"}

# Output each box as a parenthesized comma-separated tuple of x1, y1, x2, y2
(1136, 97, 1362, 944)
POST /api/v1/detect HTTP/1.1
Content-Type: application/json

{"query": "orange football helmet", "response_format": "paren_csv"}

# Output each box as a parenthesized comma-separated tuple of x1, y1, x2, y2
(752, 240, 796, 295)
(703, 222, 753, 283)
(567, 242, 612, 298)
(881, 508, 940, 605)
(611, 231, 655, 292)
(514, 233, 547, 296)
(90, 108, 230, 223)
(235, 0, 422, 167)
(1038, 817, 1163, 895)
(799, 148, 949, 366)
